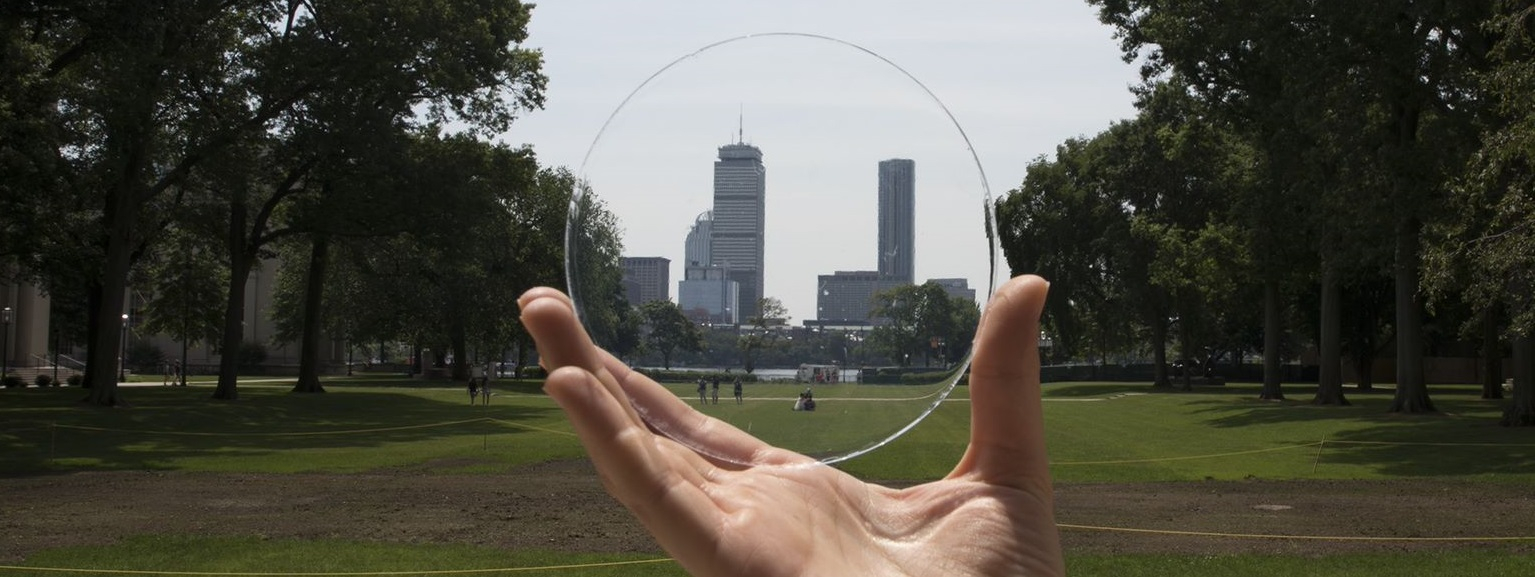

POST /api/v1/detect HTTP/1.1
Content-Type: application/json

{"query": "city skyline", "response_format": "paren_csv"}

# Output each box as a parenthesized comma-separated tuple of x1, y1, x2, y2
(552, 5, 1141, 322)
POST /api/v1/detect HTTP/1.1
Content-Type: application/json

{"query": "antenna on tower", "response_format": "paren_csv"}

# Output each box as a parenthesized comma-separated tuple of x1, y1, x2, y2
(738, 104, 744, 143)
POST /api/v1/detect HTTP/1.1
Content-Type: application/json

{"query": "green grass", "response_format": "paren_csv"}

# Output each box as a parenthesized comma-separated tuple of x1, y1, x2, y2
(4, 536, 1531, 577)
(1065, 551, 1535, 576)
(5, 378, 1535, 575)
(0, 377, 583, 474)
(7, 379, 1534, 481)
(663, 380, 955, 458)
(840, 381, 1535, 483)
(6, 535, 682, 577)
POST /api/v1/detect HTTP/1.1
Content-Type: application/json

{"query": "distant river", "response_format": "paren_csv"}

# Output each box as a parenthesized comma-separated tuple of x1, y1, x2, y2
(637, 367, 860, 382)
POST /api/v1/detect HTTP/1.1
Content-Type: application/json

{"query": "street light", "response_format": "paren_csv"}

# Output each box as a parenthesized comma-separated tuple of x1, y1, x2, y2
(2, 306, 12, 383)
(119, 313, 129, 382)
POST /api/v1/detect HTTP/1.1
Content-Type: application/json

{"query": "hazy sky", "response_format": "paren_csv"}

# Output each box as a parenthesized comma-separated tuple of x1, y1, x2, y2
(503, 1, 1143, 322)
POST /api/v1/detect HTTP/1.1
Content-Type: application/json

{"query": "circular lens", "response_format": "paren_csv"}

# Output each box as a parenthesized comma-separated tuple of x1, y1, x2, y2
(565, 33, 998, 466)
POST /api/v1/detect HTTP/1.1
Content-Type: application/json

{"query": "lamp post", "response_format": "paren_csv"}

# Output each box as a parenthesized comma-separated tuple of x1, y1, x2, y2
(119, 313, 129, 382)
(2, 306, 12, 382)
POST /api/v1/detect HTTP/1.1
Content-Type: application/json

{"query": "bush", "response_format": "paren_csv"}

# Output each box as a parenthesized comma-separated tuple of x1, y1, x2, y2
(34, 374, 54, 388)
(1, 375, 23, 389)
(127, 339, 166, 374)
(238, 342, 268, 370)
(635, 369, 757, 384)
(899, 371, 968, 386)
(67, 374, 83, 387)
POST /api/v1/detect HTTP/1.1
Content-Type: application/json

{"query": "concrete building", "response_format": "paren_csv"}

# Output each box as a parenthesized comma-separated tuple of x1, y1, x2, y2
(711, 142, 765, 320)
(878, 158, 915, 284)
(816, 271, 908, 325)
(2, 257, 340, 380)
(0, 273, 51, 378)
(928, 277, 977, 307)
(620, 256, 671, 305)
(683, 211, 712, 270)
(679, 265, 739, 325)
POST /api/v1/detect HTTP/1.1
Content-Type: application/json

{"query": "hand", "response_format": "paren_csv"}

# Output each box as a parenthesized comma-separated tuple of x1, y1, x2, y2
(518, 275, 1063, 577)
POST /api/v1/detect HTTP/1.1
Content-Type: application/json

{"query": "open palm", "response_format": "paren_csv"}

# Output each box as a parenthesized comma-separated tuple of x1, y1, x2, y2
(518, 275, 1063, 577)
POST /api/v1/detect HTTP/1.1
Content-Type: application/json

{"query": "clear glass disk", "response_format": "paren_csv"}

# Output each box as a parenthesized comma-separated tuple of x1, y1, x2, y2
(565, 32, 999, 466)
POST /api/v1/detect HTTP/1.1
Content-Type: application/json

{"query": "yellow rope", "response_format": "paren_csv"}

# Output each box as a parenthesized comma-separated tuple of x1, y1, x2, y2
(1057, 522, 1535, 542)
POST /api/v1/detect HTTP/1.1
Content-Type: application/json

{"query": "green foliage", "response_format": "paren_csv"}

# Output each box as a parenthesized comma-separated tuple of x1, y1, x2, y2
(866, 282, 978, 368)
(0, 0, 548, 399)
(1, 375, 23, 389)
(639, 300, 704, 370)
(126, 339, 165, 374)
(237, 342, 268, 370)
(566, 182, 642, 358)
(737, 296, 791, 373)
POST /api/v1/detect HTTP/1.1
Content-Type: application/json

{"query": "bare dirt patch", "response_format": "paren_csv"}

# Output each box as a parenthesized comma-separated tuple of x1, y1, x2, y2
(3, 461, 1533, 563)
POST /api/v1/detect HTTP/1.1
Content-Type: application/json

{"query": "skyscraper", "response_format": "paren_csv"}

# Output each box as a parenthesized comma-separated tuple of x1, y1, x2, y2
(679, 211, 738, 324)
(878, 158, 915, 284)
(620, 257, 671, 305)
(683, 211, 713, 269)
(711, 142, 765, 320)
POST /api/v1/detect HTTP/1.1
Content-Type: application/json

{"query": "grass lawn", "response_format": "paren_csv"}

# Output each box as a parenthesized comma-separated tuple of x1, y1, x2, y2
(4, 377, 1535, 575)
(3, 537, 1531, 577)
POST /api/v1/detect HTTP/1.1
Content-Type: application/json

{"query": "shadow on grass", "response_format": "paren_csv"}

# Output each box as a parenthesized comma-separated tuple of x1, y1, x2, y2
(1180, 386, 1535, 478)
(0, 385, 563, 476)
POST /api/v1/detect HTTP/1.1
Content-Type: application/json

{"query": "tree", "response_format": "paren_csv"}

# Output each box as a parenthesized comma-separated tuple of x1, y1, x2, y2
(997, 138, 1123, 363)
(640, 300, 703, 370)
(737, 296, 789, 373)
(0, 0, 547, 404)
(1424, 2, 1535, 425)
(564, 179, 641, 359)
(136, 225, 227, 386)
(1092, 0, 1493, 410)
(868, 282, 977, 369)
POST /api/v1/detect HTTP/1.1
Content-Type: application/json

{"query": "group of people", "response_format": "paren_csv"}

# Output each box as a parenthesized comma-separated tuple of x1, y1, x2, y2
(466, 362, 493, 405)
(695, 376, 744, 405)
(792, 387, 816, 411)
(160, 360, 186, 387)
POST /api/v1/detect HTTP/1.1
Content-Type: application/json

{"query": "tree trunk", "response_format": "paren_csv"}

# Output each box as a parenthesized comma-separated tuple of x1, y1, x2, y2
(293, 234, 330, 393)
(1505, 335, 1535, 426)
(515, 338, 528, 378)
(1388, 217, 1434, 413)
(450, 321, 469, 382)
(213, 201, 251, 401)
(1482, 306, 1504, 400)
(83, 189, 136, 405)
(1259, 279, 1285, 400)
(1151, 315, 1170, 387)
(80, 284, 101, 390)
(1313, 265, 1348, 405)
(1177, 312, 1193, 391)
(1354, 355, 1376, 391)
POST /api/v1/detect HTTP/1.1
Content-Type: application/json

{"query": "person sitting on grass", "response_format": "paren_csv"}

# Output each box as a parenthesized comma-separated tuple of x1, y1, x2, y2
(518, 274, 1063, 577)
